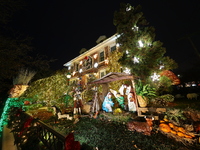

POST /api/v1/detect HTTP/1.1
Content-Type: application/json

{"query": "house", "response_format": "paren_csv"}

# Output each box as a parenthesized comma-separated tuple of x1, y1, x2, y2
(63, 34, 119, 88)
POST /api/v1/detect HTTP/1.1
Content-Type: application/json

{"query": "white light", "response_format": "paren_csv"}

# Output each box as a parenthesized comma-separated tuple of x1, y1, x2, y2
(126, 6, 131, 11)
(68, 66, 71, 70)
(116, 34, 121, 38)
(93, 54, 98, 59)
(159, 65, 164, 70)
(123, 67, 131, 74)
(151, 72, 160, 81)
(126, 50, 129, 54)
(132, 26, 139, 31)
(105, 58, 109, 64)
(66, 74, 71, 79)
(79, 69, 83, 73)
(94, 63, 98, 68)
(138, 40, 144, 47)
(192, 84, 196, 87)
(72, 71, 76, 76)
(133, 57, 140, 63)
(116, 43, 120, 47)
(79, 61, 83, 65)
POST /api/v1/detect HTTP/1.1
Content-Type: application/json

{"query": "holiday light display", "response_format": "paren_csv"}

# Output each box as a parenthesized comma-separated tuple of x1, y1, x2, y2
(0, 98, 23, 132)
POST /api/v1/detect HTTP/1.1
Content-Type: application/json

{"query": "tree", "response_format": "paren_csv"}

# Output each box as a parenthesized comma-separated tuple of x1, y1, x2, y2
(0, 0, 54, 94)
(113, 3, 178, 92)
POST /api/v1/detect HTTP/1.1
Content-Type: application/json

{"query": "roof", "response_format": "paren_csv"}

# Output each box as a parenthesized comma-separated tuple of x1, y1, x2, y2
(88, 72, 134, 84)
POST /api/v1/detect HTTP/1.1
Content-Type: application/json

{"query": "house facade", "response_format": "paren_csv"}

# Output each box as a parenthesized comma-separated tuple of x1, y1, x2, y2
(63, 34, 119, 88)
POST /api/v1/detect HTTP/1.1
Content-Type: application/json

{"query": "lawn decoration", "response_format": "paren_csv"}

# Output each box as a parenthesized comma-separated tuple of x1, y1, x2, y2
(127, 92, 136, 112)
(57, 113, 73, 120)
(187, 93, 198, 100)
(52, 105, 72, 120)
(158, 119, 197, 145)
(9, 85, 29, 98)
(127, 116, 154, 135)
(110, 89, 125, 110)
(73, 90, 83, 115)
(102, 92, 114, 112)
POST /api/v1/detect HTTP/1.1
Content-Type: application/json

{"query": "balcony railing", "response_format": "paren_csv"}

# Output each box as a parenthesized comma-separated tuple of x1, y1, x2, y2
(8, 108, 66, 150)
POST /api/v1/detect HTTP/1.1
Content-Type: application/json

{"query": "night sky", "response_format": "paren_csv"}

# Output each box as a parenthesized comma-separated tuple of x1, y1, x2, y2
(12, 0, 200, 74)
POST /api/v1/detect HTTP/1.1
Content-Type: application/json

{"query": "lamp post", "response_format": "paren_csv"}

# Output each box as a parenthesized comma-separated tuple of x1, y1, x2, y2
(66, 73, 71, 85)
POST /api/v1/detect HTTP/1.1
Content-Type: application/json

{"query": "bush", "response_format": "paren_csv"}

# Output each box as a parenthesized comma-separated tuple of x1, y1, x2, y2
(151, 94, 174, 107)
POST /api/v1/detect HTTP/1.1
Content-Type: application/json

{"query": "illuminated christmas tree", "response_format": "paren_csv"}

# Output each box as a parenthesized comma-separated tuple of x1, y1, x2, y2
(113, 3, 178, 87)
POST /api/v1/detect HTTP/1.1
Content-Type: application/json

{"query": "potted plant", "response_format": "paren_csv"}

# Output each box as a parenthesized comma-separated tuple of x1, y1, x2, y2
(135, 80, 157, 107)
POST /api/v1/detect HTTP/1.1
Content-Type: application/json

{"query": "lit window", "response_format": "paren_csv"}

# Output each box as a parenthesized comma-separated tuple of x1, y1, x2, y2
(100, 70, 107, 78)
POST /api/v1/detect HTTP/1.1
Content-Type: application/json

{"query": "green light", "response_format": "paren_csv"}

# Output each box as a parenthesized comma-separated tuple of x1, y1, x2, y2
(0, 98, 23, 132)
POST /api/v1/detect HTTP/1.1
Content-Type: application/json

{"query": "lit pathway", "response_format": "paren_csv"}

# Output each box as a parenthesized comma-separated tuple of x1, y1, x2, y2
(2, 126, 17, 150)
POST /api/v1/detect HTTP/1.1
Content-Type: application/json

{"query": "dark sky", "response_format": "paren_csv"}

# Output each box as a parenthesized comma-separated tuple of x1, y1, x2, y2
(13, 0, 200, 73)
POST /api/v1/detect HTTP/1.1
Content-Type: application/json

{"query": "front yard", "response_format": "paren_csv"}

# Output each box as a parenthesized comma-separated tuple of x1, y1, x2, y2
(18, 97, 200, 150)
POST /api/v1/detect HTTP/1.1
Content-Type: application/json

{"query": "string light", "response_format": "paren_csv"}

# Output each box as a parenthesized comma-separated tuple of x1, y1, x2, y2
(94, 63, 98, 68)
(138, 40, 144, 47)
(123, 67, 131, 74)
(151, 72, 160, 81)
(133, 56, 140, 63)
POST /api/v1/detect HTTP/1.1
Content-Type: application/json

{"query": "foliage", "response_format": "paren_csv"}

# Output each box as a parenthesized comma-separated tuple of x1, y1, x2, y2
(19, 69, 72, 107)
(23, 103, 43, 110)
(7, 108, 43, 150)
(0, 98, 24, 131)
(106, 50, 126, 91)
(73, 117, 188, 150)
(150, 94, 174, 107)
(113, 3, 177, 85)
(135, 80, 157, 99)
(6, 108, 200, 150)
(99, 112, 131, 123)
(155, 76, 174, 95)
(106, 50, 123, 73)
(13, 68, 36, 85)
(80, 73, 98, 103)
(0, 0, 53, 94)
(164, 108, 186, 124)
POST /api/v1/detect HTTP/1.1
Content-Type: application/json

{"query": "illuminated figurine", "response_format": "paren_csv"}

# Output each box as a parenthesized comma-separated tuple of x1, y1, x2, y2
(102, 92, 114, 112)
(116, 93, 126, 110)
(127, 92, 136, 112)
(110, 89, 125, 110)
(73, 91, 83, 115)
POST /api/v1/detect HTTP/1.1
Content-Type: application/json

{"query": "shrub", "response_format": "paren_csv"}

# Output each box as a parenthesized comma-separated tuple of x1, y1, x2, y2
(151, 94, 174, 107)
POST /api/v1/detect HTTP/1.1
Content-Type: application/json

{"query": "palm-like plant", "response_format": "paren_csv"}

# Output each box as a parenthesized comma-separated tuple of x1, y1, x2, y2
(135, 80, 157, 107)
(135, 80, 157, 99)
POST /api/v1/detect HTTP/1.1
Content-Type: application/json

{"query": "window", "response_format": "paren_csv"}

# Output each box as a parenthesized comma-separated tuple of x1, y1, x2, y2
(99, 51, 104, 62)
(110, 45, 116, 52)
(76, 63, 79, 71)
(99, 69, 107, 78)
